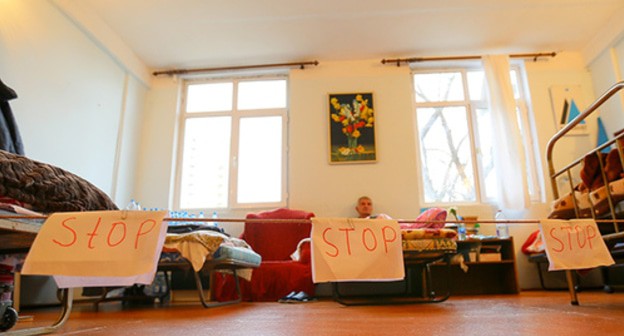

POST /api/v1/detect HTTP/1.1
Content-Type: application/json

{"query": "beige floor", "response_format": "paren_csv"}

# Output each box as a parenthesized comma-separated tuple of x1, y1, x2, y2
(8, 290, 624, 336)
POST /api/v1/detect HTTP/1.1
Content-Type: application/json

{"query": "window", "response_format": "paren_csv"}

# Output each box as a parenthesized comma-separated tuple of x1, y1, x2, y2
(175, 77, 287, 210)
(413, 65, 541, 205)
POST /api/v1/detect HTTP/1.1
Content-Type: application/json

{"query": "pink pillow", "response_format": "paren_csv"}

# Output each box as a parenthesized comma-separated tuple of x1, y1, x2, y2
(400, 208, 447, 229)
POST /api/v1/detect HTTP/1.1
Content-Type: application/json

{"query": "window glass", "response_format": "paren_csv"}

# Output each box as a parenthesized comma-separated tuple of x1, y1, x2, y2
(180, 117, 232, 208)
(177, 76, 287, 210)
(510, 69, 520, 99)
(416, 106, 476, 202)
(414, 72, 464, 102)
(186, 82, 233, 112)
(238, 80, 287, 110)
(237, 116, 282, 203)
(413, 66, 541, 205)
(467, 71, 486, 101)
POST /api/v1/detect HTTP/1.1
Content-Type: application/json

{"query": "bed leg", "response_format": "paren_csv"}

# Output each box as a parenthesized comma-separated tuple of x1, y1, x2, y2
(193, 269, 242, 308)
(565, 270, 579, 305)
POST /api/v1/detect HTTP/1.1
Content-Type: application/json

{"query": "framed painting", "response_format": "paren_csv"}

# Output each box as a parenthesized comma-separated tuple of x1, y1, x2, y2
(328, 92, 377, 163)
(549, 85, 588, 135)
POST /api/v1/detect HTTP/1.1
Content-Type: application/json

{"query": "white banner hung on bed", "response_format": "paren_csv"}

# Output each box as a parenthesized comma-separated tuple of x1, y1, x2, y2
(22, 210, 168, 288)
(539, 219, 614, 271)
(311, 218, 404, 283)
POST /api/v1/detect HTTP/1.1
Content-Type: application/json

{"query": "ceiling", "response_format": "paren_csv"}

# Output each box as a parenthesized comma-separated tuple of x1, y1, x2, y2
(71, 0, 624, 71)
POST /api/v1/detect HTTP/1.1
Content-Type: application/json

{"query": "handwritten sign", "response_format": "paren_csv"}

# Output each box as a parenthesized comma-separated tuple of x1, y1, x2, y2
(539, 219, 614, 271)
(22, 210, 167, 287)
(311, 218, 404, 283)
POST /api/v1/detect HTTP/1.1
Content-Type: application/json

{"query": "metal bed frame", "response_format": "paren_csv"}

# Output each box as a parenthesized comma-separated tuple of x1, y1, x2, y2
(546, 80, 624, 305)
(0, 215, 258, 335)
(0, 215, 71, 335)
(331, 250, 456, 306)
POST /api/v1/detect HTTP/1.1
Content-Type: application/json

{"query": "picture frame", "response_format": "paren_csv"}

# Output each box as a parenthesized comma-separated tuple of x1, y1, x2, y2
(549, 85, 588, 135)
(328, 92, 377, 163)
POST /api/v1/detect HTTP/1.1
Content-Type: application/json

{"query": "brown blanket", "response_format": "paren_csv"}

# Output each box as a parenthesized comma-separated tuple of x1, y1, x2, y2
(0, 150, 118, 213)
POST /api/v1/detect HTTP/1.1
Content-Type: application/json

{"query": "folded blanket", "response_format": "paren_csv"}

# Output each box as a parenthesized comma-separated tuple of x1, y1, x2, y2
(163, 231, 255, 280)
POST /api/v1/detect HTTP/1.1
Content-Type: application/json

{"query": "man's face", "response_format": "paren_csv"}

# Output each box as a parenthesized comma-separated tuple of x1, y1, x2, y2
(356, 198, 373, 218)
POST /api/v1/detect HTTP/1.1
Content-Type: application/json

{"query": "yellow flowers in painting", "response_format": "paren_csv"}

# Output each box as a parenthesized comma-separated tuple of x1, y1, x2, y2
(329, 93, 376, 163)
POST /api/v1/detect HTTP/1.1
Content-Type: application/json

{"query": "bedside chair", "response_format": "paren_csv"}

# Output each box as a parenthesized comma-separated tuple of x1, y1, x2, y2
(212, 208, 315, 302)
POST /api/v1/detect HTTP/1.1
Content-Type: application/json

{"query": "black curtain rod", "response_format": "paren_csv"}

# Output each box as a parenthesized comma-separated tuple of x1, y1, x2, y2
(381, 52, 557, 67)
(153, 60, 319, 76)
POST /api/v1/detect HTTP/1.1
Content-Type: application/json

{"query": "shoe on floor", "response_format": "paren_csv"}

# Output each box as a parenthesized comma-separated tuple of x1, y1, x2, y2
(278, 291, 316, 303)
(278, 291, 298, 303)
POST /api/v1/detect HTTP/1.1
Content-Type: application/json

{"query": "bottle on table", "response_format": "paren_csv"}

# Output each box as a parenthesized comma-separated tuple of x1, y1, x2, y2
(457, 223, 467, 240)
(495, 210, 510, 238)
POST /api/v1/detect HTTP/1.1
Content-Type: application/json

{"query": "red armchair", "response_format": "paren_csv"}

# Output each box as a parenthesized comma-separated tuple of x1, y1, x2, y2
(212, 208, 315, 302)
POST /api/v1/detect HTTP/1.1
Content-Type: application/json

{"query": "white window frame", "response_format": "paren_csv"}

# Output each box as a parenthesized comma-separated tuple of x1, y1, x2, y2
(412, 63, 543, 206)
(173, 75, 289, 212)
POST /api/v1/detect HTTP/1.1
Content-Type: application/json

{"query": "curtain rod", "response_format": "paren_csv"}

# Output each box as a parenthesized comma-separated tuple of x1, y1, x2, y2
(153, 60, 319, 77)
(6, 215, 624, 225)
(381, 52, 557, 67)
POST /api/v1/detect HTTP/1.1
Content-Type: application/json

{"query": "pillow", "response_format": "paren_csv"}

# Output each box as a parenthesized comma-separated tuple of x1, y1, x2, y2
(399, 207, 447, 229)
(0, 150, 118, 213)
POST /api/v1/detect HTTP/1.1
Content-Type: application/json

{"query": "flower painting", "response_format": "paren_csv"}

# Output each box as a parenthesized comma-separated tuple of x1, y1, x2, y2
(328, 92, 376, 163)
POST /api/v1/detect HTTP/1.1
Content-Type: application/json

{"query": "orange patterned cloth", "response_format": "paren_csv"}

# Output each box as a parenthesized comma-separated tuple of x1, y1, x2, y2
(401, 228, 457, 240)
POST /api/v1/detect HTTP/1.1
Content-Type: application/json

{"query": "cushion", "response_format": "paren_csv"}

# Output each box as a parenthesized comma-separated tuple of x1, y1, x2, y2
(242, 208, 315, 261)
(0, 150, 118, 213)
(213, 245, 262, 265)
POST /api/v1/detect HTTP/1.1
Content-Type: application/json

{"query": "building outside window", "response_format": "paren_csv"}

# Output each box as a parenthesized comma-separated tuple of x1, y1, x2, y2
(412, 65, 542, 205)
(174, 76, 288, 211)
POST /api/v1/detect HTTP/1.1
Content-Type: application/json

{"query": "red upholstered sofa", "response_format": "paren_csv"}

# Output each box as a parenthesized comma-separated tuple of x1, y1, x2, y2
(212, 208, 315, 302)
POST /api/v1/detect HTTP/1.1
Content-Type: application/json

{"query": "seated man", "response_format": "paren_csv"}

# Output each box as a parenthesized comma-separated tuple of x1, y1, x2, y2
(354, 196, 448, 228)
(355, 196, 391, 219)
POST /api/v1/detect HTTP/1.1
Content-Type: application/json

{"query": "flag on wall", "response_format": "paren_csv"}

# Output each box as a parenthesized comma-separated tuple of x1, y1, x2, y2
(597, 117, 609, 153)
(550, 85, 588, 134)
(561, 99, 585, 125)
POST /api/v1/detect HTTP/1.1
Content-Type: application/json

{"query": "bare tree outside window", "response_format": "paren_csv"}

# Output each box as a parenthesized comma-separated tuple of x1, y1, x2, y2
(413, 67, 541, 205)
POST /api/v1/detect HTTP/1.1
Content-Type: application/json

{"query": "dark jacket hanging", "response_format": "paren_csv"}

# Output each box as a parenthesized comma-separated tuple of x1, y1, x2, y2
(0, 77, 25, 155)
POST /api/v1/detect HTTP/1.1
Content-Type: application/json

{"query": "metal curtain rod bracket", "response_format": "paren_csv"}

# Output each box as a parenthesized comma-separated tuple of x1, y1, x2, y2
(153, 60, 319, 77)
(381, 52, 557, 67)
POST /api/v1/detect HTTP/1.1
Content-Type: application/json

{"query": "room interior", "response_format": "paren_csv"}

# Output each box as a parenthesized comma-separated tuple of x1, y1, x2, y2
(2, 0, 624, 334)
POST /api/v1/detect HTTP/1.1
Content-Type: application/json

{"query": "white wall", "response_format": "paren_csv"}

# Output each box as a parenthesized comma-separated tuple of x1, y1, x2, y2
(0, 1, 146, 206)
(289, 60, 421, 219)
(112, 75, 148, 206)
(525, 52, 598, 198)
(587, 36, 624, 139)
(134, 77, 179, 210)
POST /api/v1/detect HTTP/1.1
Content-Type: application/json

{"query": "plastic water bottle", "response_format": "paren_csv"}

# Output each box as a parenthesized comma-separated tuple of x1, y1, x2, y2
(211, 211, 218, 227)
(125, 199, 141, 210)
(495, 210, 510, 238)
(458, 223, 467, 240)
